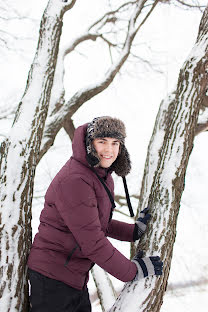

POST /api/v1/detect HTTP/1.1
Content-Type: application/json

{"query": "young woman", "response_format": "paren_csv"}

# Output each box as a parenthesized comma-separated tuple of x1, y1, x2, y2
(27, 116, 163, 312)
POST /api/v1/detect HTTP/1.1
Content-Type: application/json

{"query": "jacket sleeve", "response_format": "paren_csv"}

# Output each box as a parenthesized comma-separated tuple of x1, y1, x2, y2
(106, 219, 135, 242)
(55, 175, 137, 283)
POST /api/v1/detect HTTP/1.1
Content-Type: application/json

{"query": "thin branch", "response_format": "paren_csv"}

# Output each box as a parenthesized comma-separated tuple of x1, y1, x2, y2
(63, 33, 99, 56)
(99, 34, 117, 47)
(195, 121, 208, 135)
(39, 0, 160, 161)
(176, 0, 206, 10)
(0, 106, 16, 120)
(0, 29, 33, 42)
(0, 15, 37, 22)
(114, 209, 130, 218)
(0, 134, 7, 139)
(88, 1, 138, 31)
(114, 194, 140, 207)
(128, 52, 164, 74)
(134, 0, 160, 34)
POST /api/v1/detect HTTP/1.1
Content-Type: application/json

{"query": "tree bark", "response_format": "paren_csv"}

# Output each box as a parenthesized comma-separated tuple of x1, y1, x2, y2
(110, 5, 208, 312)
(91, 265, 117, 312)
(38, 0, 160, 162)
(0, 1, 76, 311)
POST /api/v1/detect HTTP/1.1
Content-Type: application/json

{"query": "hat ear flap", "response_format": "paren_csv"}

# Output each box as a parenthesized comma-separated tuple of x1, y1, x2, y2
(111, 145, 131, 177)
(86, 144, 100, 167)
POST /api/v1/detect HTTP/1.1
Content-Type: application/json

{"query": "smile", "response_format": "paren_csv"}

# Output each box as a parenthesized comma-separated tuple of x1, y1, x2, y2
(101, 155, 112, 159)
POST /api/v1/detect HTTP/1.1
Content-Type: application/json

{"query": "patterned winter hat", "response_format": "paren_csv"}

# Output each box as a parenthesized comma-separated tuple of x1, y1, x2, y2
(85, 116, 131, 176)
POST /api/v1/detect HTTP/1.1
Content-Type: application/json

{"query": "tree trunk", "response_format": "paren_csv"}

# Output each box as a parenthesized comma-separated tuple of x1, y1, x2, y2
(0, 1, 76, 311)
(110, 5, 208, 312)
(38, 0, 160, 162)
(91, 265, 117, 312)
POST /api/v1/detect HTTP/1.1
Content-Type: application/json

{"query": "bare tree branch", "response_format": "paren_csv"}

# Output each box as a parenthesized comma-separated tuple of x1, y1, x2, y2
(195, 106, 208, 134)
(91, 265, 117, 312)
(88, 1, 138, 31)
(176, 0, 206, 10)
(0, 1, 78, 310)
(0, 105, 16, 120)
(195, 121, 208, 134)
(39, 0, 161, 161)
(110, 4, 208, 310)
(114, 194, 140, 207)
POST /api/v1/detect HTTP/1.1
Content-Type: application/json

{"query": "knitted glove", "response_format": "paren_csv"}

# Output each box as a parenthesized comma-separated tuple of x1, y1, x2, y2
(132, 251, 163, 281)
(134, 207, 151, 240)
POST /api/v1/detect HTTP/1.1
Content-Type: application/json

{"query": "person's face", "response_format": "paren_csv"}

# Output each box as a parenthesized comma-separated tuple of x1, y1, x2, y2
(93, 137, 120, 168)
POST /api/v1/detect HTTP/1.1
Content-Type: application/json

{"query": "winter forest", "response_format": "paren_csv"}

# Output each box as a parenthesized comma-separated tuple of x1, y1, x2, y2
(0, 0, 208, 311)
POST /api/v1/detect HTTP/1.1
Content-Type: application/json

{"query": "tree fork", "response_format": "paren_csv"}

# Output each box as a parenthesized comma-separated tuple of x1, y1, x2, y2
(110, 5, 208, 312)
(0, 1, 76, 311)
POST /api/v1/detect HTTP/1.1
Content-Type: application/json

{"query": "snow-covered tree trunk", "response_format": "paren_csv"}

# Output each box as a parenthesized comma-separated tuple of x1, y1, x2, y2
(0, 1, 76, 311)
(110, 5, 208, 312)
(91, 265, 117, 312)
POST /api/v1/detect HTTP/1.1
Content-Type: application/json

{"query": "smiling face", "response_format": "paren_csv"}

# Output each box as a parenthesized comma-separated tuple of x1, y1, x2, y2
(93, 137, 120, 168)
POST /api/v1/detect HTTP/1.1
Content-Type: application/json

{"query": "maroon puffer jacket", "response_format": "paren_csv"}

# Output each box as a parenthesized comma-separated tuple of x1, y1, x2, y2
(27, 123, 137, 290)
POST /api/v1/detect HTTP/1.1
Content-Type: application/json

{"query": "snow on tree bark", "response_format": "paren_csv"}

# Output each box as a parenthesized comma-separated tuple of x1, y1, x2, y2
(91, 265, 117, 312)
(38, 0, 160, 162)
(109, 5, 208, 312)
(0, 1, 76, 311)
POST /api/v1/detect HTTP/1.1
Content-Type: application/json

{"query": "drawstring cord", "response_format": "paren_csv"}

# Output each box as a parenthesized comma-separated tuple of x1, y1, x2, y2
(122, 176, 134, 217)
(91, 167, 134, 218)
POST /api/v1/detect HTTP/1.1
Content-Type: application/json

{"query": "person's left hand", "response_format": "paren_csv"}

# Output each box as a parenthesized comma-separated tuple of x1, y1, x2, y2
(134, 207, 151, 240)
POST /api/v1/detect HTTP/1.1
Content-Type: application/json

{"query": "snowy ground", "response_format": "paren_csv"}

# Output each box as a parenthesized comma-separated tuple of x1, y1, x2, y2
(0, 1, 208, 311)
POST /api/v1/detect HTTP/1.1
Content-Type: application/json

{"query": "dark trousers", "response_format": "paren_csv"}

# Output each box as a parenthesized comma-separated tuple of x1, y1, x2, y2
(28, 269, 91, 312)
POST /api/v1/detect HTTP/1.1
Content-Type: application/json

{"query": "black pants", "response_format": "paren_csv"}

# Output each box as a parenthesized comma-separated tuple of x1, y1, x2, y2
(28, 269, 91, 312)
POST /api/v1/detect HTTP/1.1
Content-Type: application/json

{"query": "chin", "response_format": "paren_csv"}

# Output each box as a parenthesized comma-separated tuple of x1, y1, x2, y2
(100, 162, 112, 168)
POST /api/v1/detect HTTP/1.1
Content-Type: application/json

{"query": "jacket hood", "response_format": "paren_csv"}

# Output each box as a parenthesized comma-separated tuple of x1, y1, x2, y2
(72, 123, 89, 167)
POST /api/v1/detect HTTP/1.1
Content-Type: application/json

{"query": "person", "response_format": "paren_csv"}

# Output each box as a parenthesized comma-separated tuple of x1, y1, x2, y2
(27, 116, 163, 312)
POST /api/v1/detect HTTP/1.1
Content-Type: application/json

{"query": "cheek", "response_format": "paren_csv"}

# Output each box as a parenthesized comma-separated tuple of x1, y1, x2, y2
(115, 147, 120, 157)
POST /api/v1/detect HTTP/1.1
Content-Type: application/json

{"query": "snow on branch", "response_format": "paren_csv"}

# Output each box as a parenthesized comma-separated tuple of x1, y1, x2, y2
(109, 4, 208, 312)
(39, 0, 160, 161)
(0, 1, 77, 310)
(91, 265, 117, 312)
(0, 105, 16, 121)
(176, 0, 206, 11)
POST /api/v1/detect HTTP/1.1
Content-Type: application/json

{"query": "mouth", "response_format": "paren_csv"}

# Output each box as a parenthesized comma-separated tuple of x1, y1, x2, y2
(101, 155, 113, 159)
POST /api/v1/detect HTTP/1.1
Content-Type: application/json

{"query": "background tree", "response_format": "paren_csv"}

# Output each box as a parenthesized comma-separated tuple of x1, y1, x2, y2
(0, 0, 207, 311)
(0, 1, 76, 310)
(110, 4, 208, 311)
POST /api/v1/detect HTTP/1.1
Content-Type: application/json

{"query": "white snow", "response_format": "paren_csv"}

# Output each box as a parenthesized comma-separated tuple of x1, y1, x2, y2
(0, 1, 208, 311)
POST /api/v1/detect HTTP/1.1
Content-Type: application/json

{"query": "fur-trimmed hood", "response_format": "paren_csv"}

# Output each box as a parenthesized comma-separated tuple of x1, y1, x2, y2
(85, 116, 131, 177)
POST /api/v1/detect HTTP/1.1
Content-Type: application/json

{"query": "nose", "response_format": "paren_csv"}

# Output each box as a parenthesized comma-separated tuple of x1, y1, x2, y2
(104, 142, 112, 153)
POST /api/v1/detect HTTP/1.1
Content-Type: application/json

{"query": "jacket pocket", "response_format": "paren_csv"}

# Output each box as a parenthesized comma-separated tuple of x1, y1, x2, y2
(64, 243, 79, 267)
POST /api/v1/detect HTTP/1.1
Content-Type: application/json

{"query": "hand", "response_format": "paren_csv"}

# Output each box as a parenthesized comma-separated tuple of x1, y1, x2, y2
(134, 207, 151, 239)
(132, 251, 163, 281)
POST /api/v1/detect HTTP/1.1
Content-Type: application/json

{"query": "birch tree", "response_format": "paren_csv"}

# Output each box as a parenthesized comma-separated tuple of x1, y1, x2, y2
(0, 1, 76, 311)
(110, 4, 208, 311)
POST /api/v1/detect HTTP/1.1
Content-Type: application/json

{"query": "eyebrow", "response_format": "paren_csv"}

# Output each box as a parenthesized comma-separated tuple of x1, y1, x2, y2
(98, 138, 120, 142)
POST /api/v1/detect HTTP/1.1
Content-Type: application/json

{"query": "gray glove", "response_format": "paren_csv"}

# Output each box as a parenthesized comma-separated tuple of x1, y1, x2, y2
(132, 251, 163, 281)
(134, 207, 151, 240)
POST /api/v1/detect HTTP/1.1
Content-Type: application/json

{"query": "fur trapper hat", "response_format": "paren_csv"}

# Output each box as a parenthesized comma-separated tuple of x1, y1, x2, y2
(85, 116, 131, 176)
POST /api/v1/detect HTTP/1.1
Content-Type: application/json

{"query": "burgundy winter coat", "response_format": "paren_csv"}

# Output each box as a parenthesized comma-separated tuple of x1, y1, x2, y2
(27, 124, 137, 290)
